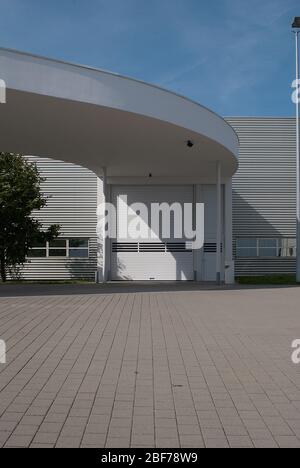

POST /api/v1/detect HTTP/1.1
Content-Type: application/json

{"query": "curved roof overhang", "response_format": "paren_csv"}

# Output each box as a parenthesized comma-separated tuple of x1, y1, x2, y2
(0, 48, 239, 179)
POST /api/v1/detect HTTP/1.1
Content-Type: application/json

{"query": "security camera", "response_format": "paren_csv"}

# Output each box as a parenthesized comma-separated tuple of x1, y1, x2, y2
(186, 140, 194, 148)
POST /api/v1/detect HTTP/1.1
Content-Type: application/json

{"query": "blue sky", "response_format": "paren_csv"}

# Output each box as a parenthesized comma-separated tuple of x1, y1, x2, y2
(0, 0, 299, 116)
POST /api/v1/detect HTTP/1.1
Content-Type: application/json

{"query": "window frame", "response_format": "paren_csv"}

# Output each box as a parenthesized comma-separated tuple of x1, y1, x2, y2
(48, 239, 68, 258)
(236, 238, 258, 258)
(68, 238, 90, 259)
(236, 238, 296, 259)
(28, 246, 47, 258)
(278, 238, 297, 258)
(27, 238, 90, 259)
(258, 238, 278, 258)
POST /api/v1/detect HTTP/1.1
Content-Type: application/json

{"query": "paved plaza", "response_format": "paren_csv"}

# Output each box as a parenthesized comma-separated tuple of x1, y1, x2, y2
(0, 283, 300, 448)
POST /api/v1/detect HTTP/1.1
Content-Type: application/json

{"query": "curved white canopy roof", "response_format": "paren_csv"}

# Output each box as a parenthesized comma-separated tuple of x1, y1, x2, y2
(0, 48, 238, 178)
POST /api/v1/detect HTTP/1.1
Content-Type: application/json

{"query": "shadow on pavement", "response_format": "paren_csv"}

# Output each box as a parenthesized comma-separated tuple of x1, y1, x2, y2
(0, 281, 299, 297)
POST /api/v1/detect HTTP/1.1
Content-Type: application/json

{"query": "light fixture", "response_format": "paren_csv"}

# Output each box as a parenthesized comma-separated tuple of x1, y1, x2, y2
(292, 17, 300, 28)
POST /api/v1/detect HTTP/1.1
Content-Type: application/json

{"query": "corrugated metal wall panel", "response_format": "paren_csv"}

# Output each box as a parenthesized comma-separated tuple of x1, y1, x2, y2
(19, 239, 98, 280)
(17, 157, 98, 280)
(227, 117, 297, 276)
(25, 156, 97, 237)
(235, 258, 296, 276)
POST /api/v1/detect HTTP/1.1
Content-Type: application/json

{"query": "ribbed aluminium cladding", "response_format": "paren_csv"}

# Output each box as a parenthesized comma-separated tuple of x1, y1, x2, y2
(227, 117, 297, 276)
(19, 156, 98, 280)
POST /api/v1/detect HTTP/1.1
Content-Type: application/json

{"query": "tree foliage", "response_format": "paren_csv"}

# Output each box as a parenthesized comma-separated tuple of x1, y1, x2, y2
(0, 153, 60, 282)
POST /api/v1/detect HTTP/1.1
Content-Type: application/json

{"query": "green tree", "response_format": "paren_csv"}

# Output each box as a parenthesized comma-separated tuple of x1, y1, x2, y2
(0, 153, 60, 282)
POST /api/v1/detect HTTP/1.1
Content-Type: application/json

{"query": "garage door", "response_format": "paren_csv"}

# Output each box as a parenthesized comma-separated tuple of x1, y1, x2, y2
(111, 186, 194, 281)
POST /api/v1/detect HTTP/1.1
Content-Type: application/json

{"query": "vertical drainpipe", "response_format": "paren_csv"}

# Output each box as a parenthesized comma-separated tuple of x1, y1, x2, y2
(216, 161, 222, 285)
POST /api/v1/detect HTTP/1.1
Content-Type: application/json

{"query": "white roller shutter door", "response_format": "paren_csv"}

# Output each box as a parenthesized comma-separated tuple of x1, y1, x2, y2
(111, 186, 194, 281)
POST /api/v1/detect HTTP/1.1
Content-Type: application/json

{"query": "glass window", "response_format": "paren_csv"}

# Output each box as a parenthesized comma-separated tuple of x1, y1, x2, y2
(259, 239, 277, 248)
(69, 239, 88, 248)
(237, 238, 257, 248)
(49, 239, 67, 257)
(32, 240, 47, 248)
(68, 239, 89, 258)
(236, 239, 257, 257)
(27, 238, 90, 259)
(49, 249, 67, 257)
(258, 239, 277, 257)
(28, 241, 47, 258)
(49, 239, 66, 248)
(69, 249, 89, 258)
(28, 249, 47, 258)
(236, 238, 297, 258)
(278, 239, 297, 257)
(259, 248, 277, 257)
(236, 247, 257, 257)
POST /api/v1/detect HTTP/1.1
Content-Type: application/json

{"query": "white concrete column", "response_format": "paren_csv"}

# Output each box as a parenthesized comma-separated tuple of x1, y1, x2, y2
(102, 167, 108, 282)
(194, 184, 204, 281)
(96, 167, 108, 283)
(192, 184, 197, 281)
(224, 179, 235, 284)
(216, 161, 222, 285)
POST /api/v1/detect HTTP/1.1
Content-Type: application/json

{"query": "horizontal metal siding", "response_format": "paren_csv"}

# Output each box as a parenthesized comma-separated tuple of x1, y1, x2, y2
(20, 239, 98, 280)
(227, 117, 297, 276)
(235, 258, 296, 276)
(18, 156, 98, 280)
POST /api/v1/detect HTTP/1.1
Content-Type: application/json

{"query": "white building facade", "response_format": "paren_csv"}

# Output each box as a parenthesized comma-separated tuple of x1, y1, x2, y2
(0, 48, 238, 284)
(1, 49, 297, 282)
(21, 116, 298, 283)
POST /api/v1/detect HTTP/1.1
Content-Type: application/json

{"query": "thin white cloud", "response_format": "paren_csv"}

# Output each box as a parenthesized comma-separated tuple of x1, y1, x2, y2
(154, 0, 298, 109)
(0, 0, 297, 115)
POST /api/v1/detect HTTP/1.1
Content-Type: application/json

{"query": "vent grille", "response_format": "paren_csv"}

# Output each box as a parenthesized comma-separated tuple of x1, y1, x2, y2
(112, 243, 138, 252)
(203, 243, 223, 253)
(112, 242, 193, 253)
(167, 243, 192, 252)
(139, 243, 166, 252)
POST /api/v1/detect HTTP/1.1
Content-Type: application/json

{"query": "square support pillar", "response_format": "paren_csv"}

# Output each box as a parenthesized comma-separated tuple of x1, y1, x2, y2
(96, 167, 109, 283)
(224, 179, 235, 284)
(216, 161, 222, 285)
